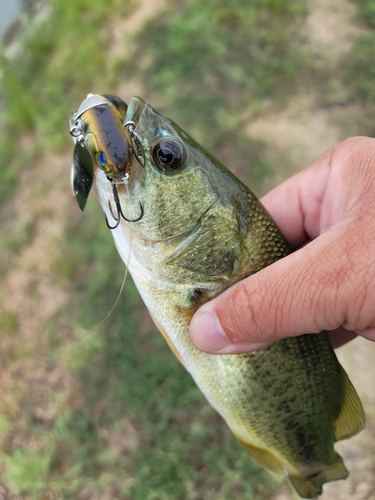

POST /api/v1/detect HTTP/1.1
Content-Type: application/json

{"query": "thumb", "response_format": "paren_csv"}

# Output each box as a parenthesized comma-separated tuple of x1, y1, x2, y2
(189, 219, 367, 354)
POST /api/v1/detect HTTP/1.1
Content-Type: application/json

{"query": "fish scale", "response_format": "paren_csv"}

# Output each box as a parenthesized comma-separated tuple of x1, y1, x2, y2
(69, 94, 365, 499)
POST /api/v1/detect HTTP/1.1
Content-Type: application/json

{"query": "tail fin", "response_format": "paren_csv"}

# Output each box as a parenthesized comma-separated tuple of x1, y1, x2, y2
(289, 456, 348, 499)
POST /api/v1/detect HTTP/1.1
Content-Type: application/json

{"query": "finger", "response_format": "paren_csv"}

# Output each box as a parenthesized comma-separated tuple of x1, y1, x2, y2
(260, 136, 375, 247)
(259, 150, 330, 247)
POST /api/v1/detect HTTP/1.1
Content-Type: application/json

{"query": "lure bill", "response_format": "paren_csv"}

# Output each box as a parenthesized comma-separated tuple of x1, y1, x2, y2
(69, 94, 365, 499)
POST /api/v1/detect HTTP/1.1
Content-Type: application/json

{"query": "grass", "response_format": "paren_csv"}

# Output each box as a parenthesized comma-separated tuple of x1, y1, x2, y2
(0, 0, 136, 205)
(1, 0, 375, 498)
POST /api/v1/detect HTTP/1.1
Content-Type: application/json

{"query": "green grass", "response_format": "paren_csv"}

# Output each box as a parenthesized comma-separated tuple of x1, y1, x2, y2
(2, 0, 375, 498)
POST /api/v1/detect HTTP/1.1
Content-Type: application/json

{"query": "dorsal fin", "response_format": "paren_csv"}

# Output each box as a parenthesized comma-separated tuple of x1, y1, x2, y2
(333, 367, 365, 441)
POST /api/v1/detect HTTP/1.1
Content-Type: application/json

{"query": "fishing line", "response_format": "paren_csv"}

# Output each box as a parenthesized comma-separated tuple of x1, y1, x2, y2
(101, 181, 136, 339)
(36, 264, 129, 358)
(38, 184, 136, 358)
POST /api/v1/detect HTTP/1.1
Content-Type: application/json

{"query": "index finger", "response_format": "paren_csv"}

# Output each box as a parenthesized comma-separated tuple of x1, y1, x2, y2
(259, 151, 331, 248)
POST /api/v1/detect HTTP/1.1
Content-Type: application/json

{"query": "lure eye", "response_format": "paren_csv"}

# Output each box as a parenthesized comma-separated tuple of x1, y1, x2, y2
(152, 139, 185, 171)
(96, 152, 107, 169)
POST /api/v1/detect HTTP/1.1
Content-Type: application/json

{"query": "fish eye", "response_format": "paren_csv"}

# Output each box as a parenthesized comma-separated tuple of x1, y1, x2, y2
(96, 151, 107, 169)
(152, 139, 185, 171)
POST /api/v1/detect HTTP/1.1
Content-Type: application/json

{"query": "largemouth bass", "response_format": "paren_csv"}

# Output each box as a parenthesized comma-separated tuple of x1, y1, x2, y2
(69, 94, 365, 499)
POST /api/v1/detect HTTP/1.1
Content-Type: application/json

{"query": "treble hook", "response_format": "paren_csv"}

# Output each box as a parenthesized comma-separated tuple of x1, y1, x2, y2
(105, 181, 143, 229)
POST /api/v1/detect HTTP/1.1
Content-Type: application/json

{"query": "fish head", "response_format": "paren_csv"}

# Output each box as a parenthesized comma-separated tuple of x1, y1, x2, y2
(70, 95, 253, 285)
(112, 96, 222, 244)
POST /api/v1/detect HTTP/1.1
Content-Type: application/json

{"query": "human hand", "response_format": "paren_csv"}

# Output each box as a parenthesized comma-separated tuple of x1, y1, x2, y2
(189, 137, 375, 354)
